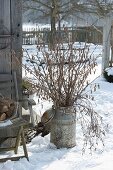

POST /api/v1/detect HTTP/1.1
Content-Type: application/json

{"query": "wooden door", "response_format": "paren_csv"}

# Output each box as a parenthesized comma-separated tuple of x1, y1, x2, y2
(0, 0, 22, 99)
(0, 0, 11, 73)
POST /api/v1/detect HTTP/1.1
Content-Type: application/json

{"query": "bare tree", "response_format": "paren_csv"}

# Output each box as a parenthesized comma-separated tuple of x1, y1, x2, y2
(23, 0, 113, 26)
(23, 0, 87, 48)
(23, 0, 113, 66)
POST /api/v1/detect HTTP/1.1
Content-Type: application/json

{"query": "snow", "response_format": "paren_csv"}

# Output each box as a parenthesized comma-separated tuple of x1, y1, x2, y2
(1, 43, 113, 170)
(22, 23, 51, 31)
(0, 119, 12, 127)
(105, 67, 113, 76)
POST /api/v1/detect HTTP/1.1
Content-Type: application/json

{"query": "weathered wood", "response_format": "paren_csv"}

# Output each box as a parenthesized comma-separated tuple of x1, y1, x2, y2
(0, 72, 29, 161)
(0, 120, 25, 138)
(102, 16, 112, 71)
(110, 24, 113, 66)
(0, 74, 14, 95)
(0, 74, 12, 81)
(0, 83, 14, 89)
(0, 119, 29, 161)
(0, 50, 11, 73)
(0, 0, 22, 98)
(21, 126, 29, 160)
(0, 156, 25, 162)
(0, 73, 17, 100)
(0, 0, 29, 162)
(10, 0, 22, 99)
(0, 126, 29, 161)
(0, 0, 11, 73)
(0, 74, 21, 114)
(0, 0, 10, 31)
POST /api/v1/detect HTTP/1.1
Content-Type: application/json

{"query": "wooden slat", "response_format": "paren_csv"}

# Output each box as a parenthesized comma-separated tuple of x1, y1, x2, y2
(0, 126, 19, 138)
(0, 50, 11, 73)
(0, 82, 14, 88)
(0, 73, 17, 99)
(0, 0, 27, 162)
(0, 118, 28, 130)
(11, 0, 22, 99)
(0, 74, 13, 82)
(0, 147, 15, 152)
(0, 90, 15, 99)
(0, 35, 11, 37)
(0, 156, 25, 162)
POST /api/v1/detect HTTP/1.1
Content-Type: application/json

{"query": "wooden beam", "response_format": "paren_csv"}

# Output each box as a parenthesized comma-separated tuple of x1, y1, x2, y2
(102, 15, 112, 71)
(0, 156, 25, 162)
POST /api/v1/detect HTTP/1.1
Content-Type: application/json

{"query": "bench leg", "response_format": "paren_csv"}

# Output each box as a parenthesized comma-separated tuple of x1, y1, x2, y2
(14, 128, 22, 154)
(21, 126, 29, 161)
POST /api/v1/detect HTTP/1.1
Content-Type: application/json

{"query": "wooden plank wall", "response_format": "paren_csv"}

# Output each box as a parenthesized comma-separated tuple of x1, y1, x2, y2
(11, 0, 22, 99)
(0, 1, 23, 141)
(0, 0, 11, 73)
(0, 0, 22, 99)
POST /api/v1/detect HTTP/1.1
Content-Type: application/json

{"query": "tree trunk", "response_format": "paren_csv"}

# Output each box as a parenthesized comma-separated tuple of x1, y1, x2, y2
(49, 0, 56, 50)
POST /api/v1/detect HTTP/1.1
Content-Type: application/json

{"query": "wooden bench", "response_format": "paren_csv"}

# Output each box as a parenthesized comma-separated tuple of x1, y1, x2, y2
(0, 72, 31, 162)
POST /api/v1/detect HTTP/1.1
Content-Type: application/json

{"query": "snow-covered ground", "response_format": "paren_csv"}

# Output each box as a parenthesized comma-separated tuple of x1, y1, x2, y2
(1, 43, 113, 170)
